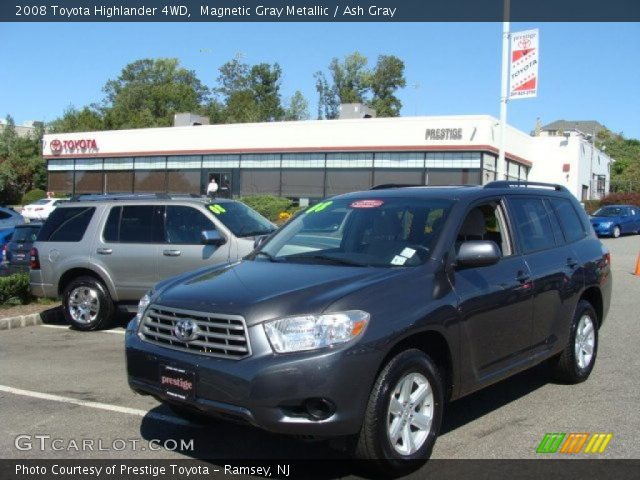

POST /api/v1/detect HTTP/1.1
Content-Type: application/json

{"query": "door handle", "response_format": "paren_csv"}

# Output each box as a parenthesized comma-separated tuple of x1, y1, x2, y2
(96, 248, 112, 255)
(163, 249, 181, 257)
(516, 271, 531, 284)
(566, 258, 579, 269)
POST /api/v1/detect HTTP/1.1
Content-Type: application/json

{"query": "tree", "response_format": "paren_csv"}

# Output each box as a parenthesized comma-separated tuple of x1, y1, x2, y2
(314, 71, 339, 120)
(102, 58, 209, 129)
(329, 52, 370, 104)
(249, 63, 284, 121)
(598, 129, 640, 192)
(0, 116, 46, 204)
(284, 91, 310, 121)
(369, 55, 406, 117)
(216, 56, 250, 101)
(48, 106, 104, 133)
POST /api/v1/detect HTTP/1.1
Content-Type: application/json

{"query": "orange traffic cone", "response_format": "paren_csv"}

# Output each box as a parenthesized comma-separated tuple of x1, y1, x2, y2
(635, 253, 640, 276)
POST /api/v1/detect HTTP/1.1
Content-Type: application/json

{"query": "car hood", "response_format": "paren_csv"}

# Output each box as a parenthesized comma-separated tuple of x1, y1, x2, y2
(152, 260, 407, 326)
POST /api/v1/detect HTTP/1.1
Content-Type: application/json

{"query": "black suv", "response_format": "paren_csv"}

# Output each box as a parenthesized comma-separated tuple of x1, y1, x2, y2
(125, 182, 611, 471)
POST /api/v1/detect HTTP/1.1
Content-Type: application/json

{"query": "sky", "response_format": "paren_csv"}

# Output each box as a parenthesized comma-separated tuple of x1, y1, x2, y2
(1, 22, 639, 137)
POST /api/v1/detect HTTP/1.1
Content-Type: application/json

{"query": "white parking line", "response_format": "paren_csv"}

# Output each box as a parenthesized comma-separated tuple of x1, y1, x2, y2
(40, 324, 126, 335)
(0, 385, 192, 427)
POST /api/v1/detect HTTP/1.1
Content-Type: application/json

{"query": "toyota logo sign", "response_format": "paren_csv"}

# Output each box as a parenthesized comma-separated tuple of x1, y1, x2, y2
(173, 319, 199, 342)
(50, 139, 63, 152)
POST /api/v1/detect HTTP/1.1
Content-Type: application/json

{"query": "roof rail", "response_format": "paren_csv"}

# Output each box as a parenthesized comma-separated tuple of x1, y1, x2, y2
(69, 193, 205, 202)
(484, 181, 567, 192)
(370, 184, 422, 190)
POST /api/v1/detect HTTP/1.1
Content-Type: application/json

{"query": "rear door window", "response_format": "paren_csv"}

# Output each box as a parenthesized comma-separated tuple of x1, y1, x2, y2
(548, 197, 586, 244)
(103, 206, 164, 243)
(165, 206, 216, 244)
(38, 207, 95, 242)
(508, 197, 556, 253)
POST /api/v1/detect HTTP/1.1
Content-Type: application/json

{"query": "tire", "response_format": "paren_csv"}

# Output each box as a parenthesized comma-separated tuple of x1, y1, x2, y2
(552, 300, 598, 384)
(612, 226, 621, 238)
(62, 276, 115, 331)
(353, 349, 444, 474)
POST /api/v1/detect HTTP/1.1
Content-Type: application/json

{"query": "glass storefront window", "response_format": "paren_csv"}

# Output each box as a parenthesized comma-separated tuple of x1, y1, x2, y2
(167, 170, 201, 194)
(427, 169, 482, 186)
(48, 172, 74, 195)
(373, 169, 424, 186)
(281, 169, 324, 197)
(134, 170, 166, 193)
(105, 172, 133, 193)
(326, 169, 372, 195)
(240, 169, 280, 195)
(74, 171, 103, 194)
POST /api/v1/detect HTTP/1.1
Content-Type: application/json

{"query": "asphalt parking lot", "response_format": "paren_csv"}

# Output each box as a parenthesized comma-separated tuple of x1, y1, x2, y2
(0, 236, 639, 465)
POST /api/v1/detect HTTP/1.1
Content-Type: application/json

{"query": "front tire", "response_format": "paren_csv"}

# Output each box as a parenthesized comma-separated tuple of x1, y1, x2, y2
(552, 300, 598, 384)
(62, 276, 114, 331)
(353, 349, 444, 474)
(612, 226, 621, 238)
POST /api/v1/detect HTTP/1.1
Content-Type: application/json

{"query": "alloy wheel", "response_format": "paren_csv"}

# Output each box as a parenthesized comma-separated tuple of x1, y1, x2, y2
(68, 286, 100, 324)
(574, 314, 595, 370)
(387, 372, 434, 456)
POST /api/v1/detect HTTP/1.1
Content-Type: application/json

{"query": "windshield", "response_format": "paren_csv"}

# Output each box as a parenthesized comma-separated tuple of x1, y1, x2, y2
(256, 197, 453, 267)
(593, 207, 623, 217)
(207, 201, 275, 237)
(13, 226, 40, 242)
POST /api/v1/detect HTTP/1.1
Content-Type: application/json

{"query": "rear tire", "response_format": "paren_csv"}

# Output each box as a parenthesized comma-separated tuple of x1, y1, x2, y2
(353, 349, 444, 474)
(62, 276, 114, 331)
(552, 300, 598, 384)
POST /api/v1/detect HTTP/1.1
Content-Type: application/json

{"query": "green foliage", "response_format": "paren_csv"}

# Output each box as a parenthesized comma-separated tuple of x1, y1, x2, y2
(240, 195, 294, 222)
(284, 91, 310, 121)
(102, 58, 210, 129)
(21, 188, 46, 205)
(315, 52, 406, 119)
(0, 116, 46, 204)
(369, 55, 407, 117)
(598, 129, 640, 193)
(48, 106, 104, 133)
(0, 273, 32, 306)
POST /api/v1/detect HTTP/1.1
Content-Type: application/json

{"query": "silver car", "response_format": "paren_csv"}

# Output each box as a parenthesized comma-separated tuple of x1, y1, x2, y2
(29, 196, 276, 330)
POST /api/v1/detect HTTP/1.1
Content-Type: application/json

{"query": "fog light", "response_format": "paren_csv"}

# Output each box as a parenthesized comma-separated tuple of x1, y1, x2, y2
(305, 398, 335, 420)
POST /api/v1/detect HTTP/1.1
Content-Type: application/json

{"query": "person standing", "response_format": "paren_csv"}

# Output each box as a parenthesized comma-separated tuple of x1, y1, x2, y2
(207, 177, 219, 198)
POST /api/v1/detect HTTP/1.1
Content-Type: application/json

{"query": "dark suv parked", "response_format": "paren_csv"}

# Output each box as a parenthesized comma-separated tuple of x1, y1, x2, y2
(125, 182, 611, 471)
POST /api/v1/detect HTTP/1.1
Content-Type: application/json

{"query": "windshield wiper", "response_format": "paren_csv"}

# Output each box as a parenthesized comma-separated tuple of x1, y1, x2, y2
(285, 253, 367, 267)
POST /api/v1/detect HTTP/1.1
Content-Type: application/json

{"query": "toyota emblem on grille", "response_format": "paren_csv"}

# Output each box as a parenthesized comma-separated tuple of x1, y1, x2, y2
(173, 319, 199, 342)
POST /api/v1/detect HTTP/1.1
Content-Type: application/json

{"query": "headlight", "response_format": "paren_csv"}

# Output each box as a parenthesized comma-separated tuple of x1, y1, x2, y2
(130, 292, 151, 331)
(601, 221, 613, 228)
(263, 310, 369, 353)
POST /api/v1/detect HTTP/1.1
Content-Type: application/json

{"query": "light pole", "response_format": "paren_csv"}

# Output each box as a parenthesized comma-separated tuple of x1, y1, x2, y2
(497, 0, 511, 181)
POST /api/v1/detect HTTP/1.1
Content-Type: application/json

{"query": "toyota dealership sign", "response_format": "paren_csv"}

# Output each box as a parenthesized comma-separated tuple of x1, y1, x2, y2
(509, 29, 539, 99)
(49, 138, 98, 154)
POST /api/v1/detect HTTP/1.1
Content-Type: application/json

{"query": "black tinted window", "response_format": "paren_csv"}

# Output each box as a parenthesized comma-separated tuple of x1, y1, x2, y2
(165, 206, 215, 244)
(509, 197, 555, 253)
(0, 211, 11, 220)
(103, 205, 162, 243)
(38, 208, 95, 242)
(549, 198, 586, 244)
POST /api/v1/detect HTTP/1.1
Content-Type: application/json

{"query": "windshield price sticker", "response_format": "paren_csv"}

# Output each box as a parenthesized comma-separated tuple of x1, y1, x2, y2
(350, 199, 384, 209)
(208, 204, 226, 214)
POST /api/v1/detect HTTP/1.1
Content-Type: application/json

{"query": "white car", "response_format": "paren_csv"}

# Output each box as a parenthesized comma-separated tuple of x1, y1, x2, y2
(21, 198, 69, 222)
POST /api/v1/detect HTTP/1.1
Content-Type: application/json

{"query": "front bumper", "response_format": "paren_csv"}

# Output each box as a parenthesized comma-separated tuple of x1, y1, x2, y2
(591, 224, 613, 236)
(125, 323, 382, 436)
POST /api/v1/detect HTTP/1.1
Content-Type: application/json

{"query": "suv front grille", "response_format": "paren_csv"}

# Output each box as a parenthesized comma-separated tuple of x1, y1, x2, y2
(139, 305, 250, 359)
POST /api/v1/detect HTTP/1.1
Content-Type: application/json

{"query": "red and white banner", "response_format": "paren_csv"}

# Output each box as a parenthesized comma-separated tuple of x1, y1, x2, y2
(509, 29, 539, 100)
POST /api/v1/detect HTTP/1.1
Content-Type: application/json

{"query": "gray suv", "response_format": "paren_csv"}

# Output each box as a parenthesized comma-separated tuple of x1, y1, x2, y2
(29, 195, 276, 330)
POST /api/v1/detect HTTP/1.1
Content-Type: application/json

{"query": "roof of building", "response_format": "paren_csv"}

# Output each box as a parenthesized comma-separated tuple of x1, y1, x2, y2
(540, 120, 607, 135)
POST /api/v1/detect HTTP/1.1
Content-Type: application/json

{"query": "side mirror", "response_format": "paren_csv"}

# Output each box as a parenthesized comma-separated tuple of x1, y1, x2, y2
(201, 230, 226, 246)
(456, 240, 501, 268)
(254, 235, 269, 249)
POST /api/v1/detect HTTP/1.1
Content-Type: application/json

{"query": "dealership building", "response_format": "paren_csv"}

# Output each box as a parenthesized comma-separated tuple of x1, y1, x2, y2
(42, 114, 613, 203)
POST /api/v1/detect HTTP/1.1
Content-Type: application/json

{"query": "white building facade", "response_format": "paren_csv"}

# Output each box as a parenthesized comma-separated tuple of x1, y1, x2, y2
(41, 115, 612, 202)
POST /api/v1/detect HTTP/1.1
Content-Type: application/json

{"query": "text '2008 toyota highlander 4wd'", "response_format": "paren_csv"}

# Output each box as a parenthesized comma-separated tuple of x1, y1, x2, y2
(29, 195, 276, 330)
(126, 182, 611, 472)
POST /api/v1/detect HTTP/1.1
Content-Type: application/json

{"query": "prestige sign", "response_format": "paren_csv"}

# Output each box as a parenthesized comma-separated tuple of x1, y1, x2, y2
(49, 138, 98, 154)
(509, 29, 539, 99)
(425, 128, 463, 140)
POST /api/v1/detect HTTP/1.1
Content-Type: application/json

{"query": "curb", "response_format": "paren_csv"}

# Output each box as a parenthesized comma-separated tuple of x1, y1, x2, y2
(0, 312, 43, 331)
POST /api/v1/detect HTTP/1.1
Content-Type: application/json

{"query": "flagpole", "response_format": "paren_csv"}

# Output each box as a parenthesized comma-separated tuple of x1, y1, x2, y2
(497, 0, 510, 181)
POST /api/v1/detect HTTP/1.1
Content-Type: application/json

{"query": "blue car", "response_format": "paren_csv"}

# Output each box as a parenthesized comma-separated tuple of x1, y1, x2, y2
(590, 204, 640, 238)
